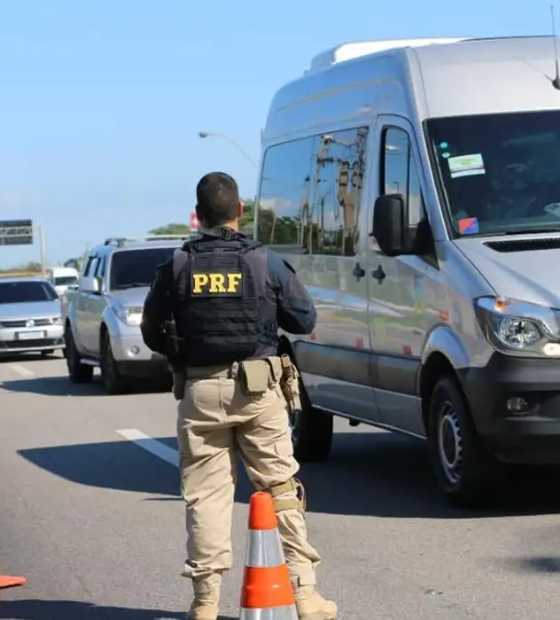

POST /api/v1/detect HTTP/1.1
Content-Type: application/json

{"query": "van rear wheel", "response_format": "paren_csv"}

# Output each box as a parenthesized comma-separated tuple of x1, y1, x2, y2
(428, 376, 503, 509)
(290, 372, 333, 463)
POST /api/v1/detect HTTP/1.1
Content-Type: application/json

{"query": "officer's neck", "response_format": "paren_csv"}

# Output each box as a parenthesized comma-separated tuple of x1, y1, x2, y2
(221, 220, 239, 232)
(203, 221, 238, 233)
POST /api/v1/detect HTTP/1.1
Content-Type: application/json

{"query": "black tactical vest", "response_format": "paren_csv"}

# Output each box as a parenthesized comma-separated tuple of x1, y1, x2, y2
(171, 231, 264, 366)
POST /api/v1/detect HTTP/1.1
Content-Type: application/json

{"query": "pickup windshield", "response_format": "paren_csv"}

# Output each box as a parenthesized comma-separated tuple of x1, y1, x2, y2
(109, 247, 177, 290)
(425, 110, 560, 236)
(0, 281, 58, 304)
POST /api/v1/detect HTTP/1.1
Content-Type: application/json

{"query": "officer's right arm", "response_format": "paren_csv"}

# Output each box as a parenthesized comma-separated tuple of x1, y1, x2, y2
(141, 261, 171, 355)
(267, 251, 317, 335)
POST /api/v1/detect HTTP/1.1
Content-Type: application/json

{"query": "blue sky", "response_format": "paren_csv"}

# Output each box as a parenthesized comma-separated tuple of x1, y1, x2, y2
(0, 0, 549, 267)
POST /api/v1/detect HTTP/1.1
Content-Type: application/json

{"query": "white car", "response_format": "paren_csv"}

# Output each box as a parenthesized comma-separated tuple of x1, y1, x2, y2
(0, 276, 64, 356)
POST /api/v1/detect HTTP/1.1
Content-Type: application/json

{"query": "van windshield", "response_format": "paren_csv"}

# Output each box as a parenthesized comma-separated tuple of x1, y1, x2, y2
(425, 110, 560, 237)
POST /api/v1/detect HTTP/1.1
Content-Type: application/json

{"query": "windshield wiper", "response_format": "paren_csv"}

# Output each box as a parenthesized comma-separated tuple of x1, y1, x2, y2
(113, 282, 150, 289)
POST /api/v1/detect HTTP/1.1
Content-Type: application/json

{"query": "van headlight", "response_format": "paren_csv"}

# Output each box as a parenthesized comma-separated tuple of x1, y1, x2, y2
(475, 297, 560, 357)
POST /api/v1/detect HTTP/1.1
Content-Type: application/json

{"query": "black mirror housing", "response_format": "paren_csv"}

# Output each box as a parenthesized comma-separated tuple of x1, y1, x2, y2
(372, 193, 408, 256)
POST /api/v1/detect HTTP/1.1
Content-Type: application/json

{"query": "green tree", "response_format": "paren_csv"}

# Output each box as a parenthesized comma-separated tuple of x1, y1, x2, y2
(149, 223, 190, 235)
(239, 198, 255, 236)
(149, 199, 256, 237)
(0, 261, 42, 274)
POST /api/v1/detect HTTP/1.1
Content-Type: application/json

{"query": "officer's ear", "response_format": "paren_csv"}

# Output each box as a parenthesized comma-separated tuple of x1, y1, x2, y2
(195, 204, 206, 227)
(237, 201, 244, 219)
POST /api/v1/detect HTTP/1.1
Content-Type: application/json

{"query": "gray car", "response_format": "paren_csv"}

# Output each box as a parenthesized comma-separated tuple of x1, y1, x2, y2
(62, 235, 191, 394)
(0, 276, 64, 356)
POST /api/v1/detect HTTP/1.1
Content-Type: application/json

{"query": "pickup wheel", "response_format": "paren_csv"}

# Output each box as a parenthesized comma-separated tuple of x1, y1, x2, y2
(65, 327, 93, 384)
(100, 331, 128, 395)
(290, 365, 333, 463)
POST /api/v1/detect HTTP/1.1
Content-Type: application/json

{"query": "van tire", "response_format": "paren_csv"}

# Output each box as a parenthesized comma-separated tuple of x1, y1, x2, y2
(428, 376, 503, 509)
(291, 376, 333, 463)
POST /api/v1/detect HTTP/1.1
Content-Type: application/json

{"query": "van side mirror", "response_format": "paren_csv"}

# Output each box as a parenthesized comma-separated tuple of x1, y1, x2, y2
(372, 194, 409, 256)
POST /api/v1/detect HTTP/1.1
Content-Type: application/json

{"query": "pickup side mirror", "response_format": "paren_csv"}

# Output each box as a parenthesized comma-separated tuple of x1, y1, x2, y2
(80, 275, 100, 294)
(372, 193, 409, 256)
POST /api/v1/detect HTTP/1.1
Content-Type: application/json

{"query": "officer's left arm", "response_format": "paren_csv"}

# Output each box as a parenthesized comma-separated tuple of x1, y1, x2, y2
(141, 261, 171, 355)
(266, 250, 317, 335)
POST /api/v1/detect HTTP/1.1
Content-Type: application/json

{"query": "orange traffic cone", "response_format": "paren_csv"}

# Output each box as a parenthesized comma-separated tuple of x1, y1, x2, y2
(0, 561, 26, 589)
(240, 492, 297, 619)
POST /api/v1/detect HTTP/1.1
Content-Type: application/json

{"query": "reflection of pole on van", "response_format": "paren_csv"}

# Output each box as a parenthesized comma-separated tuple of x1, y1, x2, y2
(255, 36, 560, 509)
(47, 267, 79, 296)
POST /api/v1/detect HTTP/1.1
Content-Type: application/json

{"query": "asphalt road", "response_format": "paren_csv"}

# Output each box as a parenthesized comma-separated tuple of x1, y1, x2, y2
(3, 356, 560, 619)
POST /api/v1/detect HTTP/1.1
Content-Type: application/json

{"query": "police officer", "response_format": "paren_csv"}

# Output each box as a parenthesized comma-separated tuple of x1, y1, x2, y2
(141, 172, 337, 620)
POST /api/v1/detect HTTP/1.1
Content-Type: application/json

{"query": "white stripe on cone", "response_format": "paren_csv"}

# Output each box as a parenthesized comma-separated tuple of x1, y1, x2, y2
(240, 604, 298, 619)
(245, 529, 286, 568)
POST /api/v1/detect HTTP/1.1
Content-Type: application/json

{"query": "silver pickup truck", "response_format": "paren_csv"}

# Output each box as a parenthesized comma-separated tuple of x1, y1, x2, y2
(61, 235, 190, 394)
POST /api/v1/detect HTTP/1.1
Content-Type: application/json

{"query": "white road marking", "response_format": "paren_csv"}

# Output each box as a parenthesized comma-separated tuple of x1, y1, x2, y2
(7, 363, 35, 377)
(116, 428, 178, 467)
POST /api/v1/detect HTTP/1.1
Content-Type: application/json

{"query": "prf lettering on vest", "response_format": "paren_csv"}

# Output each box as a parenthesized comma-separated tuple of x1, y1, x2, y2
(191, 271, 243, 296)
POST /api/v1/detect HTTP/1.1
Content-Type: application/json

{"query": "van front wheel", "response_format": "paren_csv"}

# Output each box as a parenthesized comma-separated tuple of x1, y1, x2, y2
(428, 376, 503, 509)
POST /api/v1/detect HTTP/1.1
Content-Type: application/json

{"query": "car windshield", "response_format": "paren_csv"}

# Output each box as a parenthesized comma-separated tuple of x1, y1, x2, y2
(0, 281, 58, 304)
(425, 110, 560, 237)
(54, 276, 77, 286)
(109, 247, 177, 290)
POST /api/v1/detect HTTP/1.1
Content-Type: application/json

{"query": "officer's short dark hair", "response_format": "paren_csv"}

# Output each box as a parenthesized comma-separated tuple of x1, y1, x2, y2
(196, 172, 240, 228)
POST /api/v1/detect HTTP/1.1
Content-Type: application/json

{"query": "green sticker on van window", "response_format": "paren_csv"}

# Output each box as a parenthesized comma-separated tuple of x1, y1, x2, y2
(448, 153, 485, 178)
(439, 142, 448, 149)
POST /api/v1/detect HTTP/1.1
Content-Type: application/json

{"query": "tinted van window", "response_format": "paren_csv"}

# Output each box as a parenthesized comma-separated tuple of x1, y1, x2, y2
(257, 126, 368, 256)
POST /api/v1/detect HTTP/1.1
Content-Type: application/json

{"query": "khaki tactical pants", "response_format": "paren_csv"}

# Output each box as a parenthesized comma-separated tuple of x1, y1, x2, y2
(176, 361, 321, 587)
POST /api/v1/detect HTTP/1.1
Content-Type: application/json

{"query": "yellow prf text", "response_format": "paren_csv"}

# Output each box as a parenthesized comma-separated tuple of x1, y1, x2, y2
(192, 272, 242, 294)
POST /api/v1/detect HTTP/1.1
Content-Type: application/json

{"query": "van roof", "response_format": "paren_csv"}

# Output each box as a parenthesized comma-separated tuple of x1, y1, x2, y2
(262, 36, 560, 142)
(307, 37, 469, 72)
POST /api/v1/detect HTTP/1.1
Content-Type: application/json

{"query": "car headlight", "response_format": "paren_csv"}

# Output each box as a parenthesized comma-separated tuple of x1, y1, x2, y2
(51, 316, 62, 326)
(115, 306, 143, 327)
(474, 296, 560, 357)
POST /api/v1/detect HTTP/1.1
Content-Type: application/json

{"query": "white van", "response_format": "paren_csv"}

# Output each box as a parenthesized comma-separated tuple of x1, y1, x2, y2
(255, 36, 560, 508)
(47, 266, 79, 296)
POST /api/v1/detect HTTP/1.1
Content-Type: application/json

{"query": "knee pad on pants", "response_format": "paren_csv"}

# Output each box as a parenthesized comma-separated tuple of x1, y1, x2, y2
(266, 477, 306, 513)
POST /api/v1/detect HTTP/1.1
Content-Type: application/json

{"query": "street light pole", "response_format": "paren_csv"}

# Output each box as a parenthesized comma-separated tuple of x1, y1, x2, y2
(198, 131, 258, 169)
(37, 224, 46, 277)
